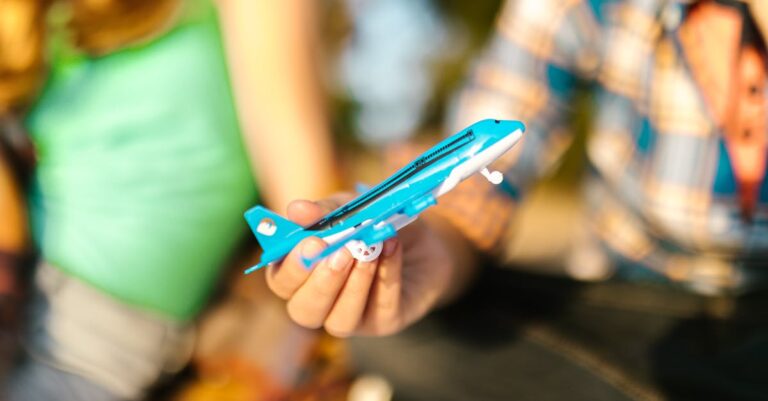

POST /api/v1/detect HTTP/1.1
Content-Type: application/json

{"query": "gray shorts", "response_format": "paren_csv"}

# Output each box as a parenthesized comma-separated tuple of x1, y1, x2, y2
(6, 263, 194, 400)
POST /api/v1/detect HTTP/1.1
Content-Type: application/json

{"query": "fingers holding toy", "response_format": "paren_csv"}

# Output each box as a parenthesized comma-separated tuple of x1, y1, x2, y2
(260, 196, 456, 338)
(281, 237, 403, 336)
(268, 198, 402, 335)
(286, 245, 355, 329)
(270, 196, 378, 331)
(357, 237, 404, 336)
(322, 255, 381, 337)
(265, 237, 324, 300)
(285, 199, 325, 226)
(285, 194, 353, 224)
(265, 199, 334, 299)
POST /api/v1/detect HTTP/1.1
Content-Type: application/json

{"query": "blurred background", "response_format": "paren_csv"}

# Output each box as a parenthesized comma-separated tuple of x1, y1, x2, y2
(0, 0, 589, 400)
(5, 1, 767, 400)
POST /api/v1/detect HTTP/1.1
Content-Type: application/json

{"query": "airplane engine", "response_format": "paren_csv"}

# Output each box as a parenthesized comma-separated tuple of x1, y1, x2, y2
(345, 240, 382, 262)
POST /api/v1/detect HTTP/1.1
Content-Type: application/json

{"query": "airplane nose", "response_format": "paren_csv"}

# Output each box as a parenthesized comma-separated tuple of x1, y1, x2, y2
(498, 119, 525, 133)
(488, 119, 525, 139)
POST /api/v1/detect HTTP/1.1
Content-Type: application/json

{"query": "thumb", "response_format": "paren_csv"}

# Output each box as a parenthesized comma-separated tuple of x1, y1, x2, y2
(286, 200, 326, 226)
(286, 193, 355, 227)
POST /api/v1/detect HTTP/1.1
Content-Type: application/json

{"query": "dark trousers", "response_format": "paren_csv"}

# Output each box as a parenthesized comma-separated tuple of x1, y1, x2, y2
(348, 268, 768, 401)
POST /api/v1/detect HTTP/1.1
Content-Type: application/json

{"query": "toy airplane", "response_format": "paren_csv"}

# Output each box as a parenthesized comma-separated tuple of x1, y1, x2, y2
(244, 119, 525, 273)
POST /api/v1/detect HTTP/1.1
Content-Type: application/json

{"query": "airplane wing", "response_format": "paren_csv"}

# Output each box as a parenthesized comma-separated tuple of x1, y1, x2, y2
(302, 189, 433, 267)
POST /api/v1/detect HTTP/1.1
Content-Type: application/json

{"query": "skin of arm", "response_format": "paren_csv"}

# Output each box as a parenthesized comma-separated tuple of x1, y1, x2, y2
(0, 155, 26, 254)
(216, 0, 339, 211)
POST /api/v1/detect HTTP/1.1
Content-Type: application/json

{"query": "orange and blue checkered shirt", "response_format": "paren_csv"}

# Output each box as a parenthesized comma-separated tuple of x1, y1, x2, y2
(439, 0, 768, 294)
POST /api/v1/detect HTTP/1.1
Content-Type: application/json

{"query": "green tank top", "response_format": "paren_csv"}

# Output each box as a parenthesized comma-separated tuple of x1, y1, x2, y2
(26, 1, 257, 321)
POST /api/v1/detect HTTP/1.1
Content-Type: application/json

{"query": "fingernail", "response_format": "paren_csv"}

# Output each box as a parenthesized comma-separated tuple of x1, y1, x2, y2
(329, 250, 353, 272)
(300, 239, 326, 259)
(383, 239, 399, 257)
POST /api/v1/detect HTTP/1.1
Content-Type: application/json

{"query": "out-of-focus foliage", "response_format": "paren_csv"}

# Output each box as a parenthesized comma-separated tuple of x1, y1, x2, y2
(424, 0, 505, 128)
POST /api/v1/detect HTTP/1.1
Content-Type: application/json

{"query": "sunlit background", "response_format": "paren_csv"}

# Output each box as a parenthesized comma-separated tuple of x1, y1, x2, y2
(0, 1, 596, 400)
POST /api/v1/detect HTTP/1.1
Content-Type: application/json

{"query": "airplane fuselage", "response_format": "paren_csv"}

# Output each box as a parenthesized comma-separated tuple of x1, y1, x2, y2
(255, 119, 524, 267)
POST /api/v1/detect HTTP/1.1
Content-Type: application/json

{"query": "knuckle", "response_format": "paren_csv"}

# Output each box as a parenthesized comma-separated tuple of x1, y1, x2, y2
(374, 298, 398, 312)
(323, 314, 358, 338)
(265, 272, 292, 300)
(286, 300, 324, 329)
(284, 267, 310, 288)
(368, 323, 399, 337)
(305, 275, 342, 299)
(363, 315, 403, 337)
(324, 325, 353, 338)
(317, 192, 354, 212)
(354, 262, 378, 279)
(315, 200, 341, 214)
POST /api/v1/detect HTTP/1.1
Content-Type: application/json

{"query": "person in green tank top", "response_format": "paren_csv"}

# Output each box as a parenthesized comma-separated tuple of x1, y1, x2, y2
(0, 0, 339, 399)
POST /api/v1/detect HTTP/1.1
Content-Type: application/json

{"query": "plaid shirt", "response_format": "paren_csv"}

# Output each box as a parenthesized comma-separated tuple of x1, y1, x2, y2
(436, 0, 768, 294)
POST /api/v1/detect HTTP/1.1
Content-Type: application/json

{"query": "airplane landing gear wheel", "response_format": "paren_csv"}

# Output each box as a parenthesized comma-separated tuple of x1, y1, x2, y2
(345, 240, 383, 262)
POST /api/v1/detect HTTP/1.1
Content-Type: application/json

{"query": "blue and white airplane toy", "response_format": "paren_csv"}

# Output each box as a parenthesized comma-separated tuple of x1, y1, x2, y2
(244, 119, 525, 274)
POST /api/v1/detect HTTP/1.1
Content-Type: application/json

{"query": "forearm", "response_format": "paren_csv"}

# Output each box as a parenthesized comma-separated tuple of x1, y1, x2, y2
(245, 116, 338, 211)
(216, 0, 338, 211)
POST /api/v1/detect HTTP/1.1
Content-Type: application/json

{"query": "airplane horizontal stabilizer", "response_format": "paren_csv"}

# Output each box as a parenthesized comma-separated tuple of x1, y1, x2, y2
(301, 238, 349, 268)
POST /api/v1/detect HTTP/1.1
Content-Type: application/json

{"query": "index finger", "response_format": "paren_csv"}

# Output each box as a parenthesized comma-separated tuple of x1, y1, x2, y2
(265, 236, 325, 300)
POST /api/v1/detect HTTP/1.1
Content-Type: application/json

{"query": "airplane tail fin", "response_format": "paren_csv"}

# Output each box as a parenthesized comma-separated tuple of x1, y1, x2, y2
(244, 206, 302, 252)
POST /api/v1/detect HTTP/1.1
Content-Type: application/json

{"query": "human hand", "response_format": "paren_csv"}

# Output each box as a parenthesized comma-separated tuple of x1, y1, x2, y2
(264, 195, 458, 337)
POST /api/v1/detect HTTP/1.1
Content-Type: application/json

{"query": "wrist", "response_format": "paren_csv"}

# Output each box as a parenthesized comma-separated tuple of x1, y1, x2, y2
(424, 213, 481, 306)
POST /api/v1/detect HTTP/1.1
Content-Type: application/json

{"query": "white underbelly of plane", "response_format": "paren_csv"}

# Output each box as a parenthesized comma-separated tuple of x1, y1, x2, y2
(435, 128, 522, 197)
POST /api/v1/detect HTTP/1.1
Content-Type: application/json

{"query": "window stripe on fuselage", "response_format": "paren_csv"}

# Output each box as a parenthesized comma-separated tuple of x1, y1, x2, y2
(306, 130, 476, 231)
